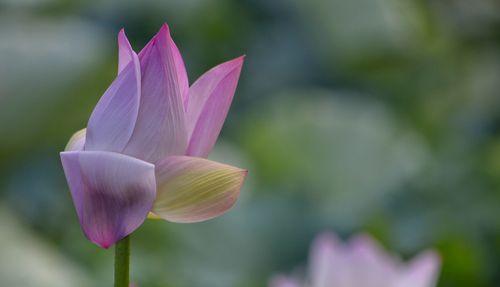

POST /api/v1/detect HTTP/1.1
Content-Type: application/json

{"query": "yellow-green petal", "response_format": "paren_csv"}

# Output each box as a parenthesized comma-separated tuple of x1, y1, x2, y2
(152, 156, 247, 223)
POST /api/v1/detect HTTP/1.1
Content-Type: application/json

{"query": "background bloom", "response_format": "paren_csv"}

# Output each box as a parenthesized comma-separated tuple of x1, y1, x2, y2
(270, 232, 441, 287)
(60, 24, 247, 248)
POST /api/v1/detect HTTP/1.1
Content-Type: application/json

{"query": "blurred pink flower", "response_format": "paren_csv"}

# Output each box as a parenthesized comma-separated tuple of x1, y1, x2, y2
(60, 24, 247, 248)
(270, 232, 441, 287)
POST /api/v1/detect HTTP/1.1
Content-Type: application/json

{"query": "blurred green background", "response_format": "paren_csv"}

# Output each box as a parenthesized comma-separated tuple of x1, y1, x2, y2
(1, 0, 500, 286)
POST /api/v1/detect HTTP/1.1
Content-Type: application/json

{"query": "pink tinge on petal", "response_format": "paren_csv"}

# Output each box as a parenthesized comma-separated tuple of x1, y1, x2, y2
(271, 232, 440, 287)
(60, 151, 156, 248)
(268, 275, 301, 287)
(118, 29, 135, 74)
(185, 56, 244, 158)
(309, 232, 341, 287)
(85, 44, 141, 153)
(168, 30, 189, 106)
(345, 234, 400, 287)
(139, 24, 189, 104)
(396, 251, 441, 287)
(124, 24, 188, 163)
(348, 233, 400, 270)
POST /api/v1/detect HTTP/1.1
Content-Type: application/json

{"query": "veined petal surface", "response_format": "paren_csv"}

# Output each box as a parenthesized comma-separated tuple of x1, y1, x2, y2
(124, 24, 187, 163)
(165, 27, 189, 105)
(64, 128, 86, 151)
(60, 151, 156, 248)
(152, 156, 247, 223)
(85, 44, 141, 153)
(185, 56, 244, 157)
(138, 24, 189, 105)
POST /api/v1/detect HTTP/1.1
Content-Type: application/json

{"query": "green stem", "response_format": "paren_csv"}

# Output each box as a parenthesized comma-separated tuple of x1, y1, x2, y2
(114, 236, 130, 287)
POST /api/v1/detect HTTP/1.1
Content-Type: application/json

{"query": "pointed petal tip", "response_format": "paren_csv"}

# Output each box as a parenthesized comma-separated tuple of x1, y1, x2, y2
(234, 54, 246, 63)
(118, 29, 128, 45)
(95, 233, 129, 249)
(143, 24, 177, 47)
(350, 233, 383, 254)
(184, 55, 245, 157)
(117, 29, 130, 46)
(310, 231, 339, 268)
(223, 55, 245, 70)
(90, 27, 141, 151)
(153, 23, 171, 43)
(98, 242, 112, 249)
(400, 249, 442, 287)
(128, 22, 188, 163)
(160, 23, 170, 32)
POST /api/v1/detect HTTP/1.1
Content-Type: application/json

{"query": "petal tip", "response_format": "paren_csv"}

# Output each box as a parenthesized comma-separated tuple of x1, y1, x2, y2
(118, 29, 129, 46)
(160, 23, 170, 32)
(226, 55, 245, 70)
(93, 236, 119, 249)
(235, 54, 246, 63)
(97, 242, 112, 249)
(155, 23, 171, 42)
(239, 169, 249, 183)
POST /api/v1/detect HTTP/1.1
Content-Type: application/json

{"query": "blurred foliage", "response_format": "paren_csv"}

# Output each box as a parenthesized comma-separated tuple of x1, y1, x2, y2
(1, 0, 500, 286)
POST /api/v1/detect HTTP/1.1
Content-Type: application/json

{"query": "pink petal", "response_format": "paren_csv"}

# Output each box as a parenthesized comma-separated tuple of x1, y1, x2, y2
(268, 275, 301, 287)
(167, 28, 189, 105)
(397, 251, 441, 287)
(123, 24, 188, 163)
(309, 232, 341, 287)
(347, 234, 395, 265)
(85, 43, 141, 153)
(185, 56, 244, 158)
(138, 24, 189, 105)
(345, 234, 400, 286)
(152, 156, 247, 223)
(60, 151, 156, 248)
(118, 29, 134, 74)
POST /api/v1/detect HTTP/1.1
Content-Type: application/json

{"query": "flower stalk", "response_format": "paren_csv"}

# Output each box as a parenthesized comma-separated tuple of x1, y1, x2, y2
(114, 235, 130, 287)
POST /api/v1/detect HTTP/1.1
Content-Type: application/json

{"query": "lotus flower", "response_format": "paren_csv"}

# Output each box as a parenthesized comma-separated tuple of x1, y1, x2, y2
(60, 24, 247, 248)
(269, 232, 441, 287)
